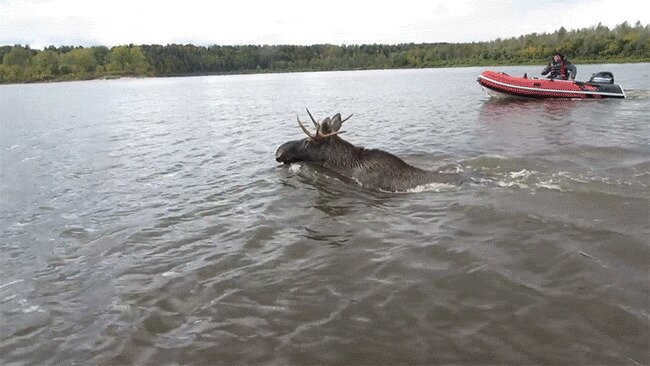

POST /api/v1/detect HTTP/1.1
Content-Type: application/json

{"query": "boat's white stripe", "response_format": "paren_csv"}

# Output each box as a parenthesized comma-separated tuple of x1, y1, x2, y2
(478, 75, 625, 97)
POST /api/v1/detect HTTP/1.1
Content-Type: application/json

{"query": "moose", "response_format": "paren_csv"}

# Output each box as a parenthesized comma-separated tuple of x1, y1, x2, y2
(275, 109, 462, 191)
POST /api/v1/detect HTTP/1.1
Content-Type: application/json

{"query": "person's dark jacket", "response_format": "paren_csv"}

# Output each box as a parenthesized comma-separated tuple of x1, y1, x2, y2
(541, 59, 577, 80)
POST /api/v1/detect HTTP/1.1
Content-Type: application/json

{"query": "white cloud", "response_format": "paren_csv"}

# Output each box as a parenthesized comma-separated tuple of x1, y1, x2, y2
(0, 0, 647, 48)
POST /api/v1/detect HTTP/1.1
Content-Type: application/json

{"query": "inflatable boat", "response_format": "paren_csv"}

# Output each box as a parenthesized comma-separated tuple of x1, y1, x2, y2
(477, 70, 626, 99)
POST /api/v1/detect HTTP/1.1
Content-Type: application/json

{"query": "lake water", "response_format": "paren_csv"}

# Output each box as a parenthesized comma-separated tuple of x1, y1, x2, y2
(1, 64, 649, 364)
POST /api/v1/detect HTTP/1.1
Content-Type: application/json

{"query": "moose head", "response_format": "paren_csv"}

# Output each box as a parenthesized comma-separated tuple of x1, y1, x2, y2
(276, 109, 461, 192)
(275, 109, 352, 165)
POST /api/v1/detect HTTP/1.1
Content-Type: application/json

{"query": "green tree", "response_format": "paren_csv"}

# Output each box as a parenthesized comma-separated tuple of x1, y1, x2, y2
(60, 48, 97, 76)
(107, 45, 151, 75)
(1, 21, 649, 84)
(3, 46, 32, 67)
(33, 50, 60, 79)
(92, 46, 110, 65)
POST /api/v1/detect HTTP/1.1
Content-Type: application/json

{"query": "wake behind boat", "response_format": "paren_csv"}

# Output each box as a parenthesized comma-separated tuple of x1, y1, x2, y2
(477, 70, 626, 99)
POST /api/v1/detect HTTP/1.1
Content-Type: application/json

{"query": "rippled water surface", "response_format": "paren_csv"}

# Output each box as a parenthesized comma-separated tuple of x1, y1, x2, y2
(1, 64, 649, 364)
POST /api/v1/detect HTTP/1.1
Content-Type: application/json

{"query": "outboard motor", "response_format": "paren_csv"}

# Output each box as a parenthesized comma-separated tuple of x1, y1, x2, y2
(589, 71, 614, 84)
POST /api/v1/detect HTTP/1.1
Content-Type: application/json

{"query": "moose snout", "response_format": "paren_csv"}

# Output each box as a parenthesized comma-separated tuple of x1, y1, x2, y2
(275, 139, 313, 164)
(275, 147, 284, 163)
(275, 140, 299, 163)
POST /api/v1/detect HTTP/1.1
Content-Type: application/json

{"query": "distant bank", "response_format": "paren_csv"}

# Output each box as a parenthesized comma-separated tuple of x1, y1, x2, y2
(1, 21, 648, 85)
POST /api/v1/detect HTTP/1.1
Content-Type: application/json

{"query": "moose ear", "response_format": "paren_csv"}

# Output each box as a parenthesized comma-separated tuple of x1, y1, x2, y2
(328, 113, 342, 133)
(320, 117, 331, 133)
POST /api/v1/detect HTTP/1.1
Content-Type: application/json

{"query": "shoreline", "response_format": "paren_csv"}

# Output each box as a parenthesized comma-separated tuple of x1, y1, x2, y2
(1, 59, 648, 86)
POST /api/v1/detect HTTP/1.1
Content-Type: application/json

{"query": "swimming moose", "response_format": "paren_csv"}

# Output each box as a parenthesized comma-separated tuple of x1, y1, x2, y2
(275, 110, 462, 192)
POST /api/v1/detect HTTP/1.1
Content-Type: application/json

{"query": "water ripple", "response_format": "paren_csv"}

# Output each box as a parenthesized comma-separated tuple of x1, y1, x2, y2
(1, 66, 648, 365)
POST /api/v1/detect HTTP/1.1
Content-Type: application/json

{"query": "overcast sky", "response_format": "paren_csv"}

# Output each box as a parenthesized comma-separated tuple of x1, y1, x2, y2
(1, 0, 648, 49)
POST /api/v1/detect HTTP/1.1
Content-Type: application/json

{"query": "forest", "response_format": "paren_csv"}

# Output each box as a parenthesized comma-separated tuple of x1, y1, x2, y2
(0, 21, 648, 84)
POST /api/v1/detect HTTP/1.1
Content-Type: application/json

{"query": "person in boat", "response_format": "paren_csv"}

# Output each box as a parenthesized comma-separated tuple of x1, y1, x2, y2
(541, 53, 577, 81)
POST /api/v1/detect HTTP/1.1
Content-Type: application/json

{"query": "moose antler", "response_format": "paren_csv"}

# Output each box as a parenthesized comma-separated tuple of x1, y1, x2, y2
(317, 130, 344, 139)
(306, 108, 320, 131)
(297, 115, 315, 139)
(297, 110, 346, 141)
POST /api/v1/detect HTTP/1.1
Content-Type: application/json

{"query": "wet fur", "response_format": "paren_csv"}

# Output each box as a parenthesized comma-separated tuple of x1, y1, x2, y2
(276, 112, 461, 192)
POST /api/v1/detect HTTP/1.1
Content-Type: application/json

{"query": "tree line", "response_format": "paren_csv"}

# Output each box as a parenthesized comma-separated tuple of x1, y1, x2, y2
(1, 21, 648, 84)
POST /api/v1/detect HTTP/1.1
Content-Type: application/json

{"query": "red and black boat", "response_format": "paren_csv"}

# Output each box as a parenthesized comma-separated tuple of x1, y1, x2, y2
(477, 70, 626, 99)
